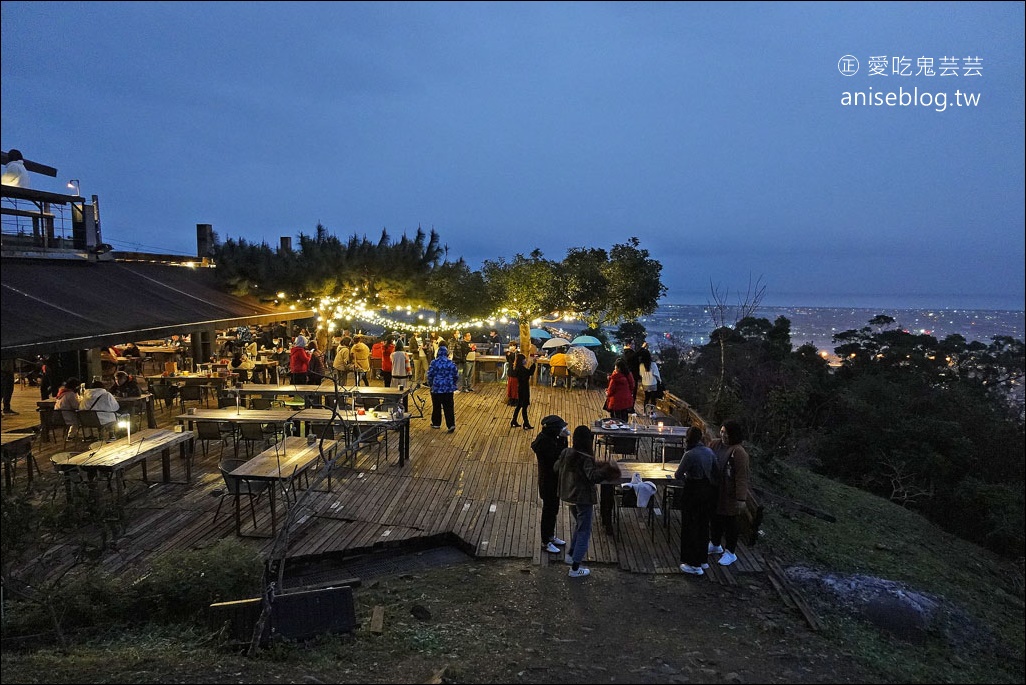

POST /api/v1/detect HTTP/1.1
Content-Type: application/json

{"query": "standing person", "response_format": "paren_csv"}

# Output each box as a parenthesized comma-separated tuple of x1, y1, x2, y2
(350, 335, 371, 386)
(674, 427, 719, 576)
(307, 342, 327, 380)
(604, 359, 636, 421)
(380, 336, 395, 387)
(332, 335, 353, 384)
(289, 341, 311, 385)
(531, 415, 570, 554)
(1, 358, 17, 415)
(370, 337, 385, 382)
(427, 346, 458, 432)
(708, 419, 751, 567)
(555, 425, 610, 578)
(449, 331, 467, 392)
(390, 340, 411, 388)
(509, 353, 537, 429)
(621, 340, 639, 397)
(409, 334, 428, 386)
(459, 332, 477, 392)
(39, 353, 61, 400)
(639, 353, 662, 409)
(486, 329, 503, 354)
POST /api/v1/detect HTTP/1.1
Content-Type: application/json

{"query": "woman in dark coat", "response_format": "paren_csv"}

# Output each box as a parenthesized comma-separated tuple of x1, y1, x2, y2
(504, 343, 519, 405)
(531, 415, 570, 554)
(509, 353, 536, 429)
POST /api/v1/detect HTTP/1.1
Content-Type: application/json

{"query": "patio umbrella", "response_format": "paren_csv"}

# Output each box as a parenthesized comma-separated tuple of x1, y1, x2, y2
(571, 335, 603, 347)
(529, 328, 552, 339)
(542, 337, 572, 349)
(566, 346, 598, 377)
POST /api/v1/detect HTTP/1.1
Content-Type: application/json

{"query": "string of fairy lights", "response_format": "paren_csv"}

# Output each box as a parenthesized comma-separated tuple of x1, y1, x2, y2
(277, 292, 581, 338)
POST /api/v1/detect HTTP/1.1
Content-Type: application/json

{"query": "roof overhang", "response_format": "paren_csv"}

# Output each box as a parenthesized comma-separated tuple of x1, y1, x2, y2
(1, 259, 313, 359)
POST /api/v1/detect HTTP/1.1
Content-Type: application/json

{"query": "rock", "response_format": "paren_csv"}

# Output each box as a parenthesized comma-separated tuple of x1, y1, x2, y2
(724, 672, 743, 683)
(862, 595, 930, 642)
(411, 604, 431, 621)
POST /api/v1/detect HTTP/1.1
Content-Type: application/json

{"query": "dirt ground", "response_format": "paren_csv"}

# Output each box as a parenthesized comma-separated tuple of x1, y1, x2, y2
(334, 557, 881, 684)
(151, 556, 883, 685)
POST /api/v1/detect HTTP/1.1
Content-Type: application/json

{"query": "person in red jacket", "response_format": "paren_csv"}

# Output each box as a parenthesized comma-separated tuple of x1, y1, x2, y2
(289, 343, 311, 385)
(604, 358, 636, 421)
(380, 337, 396, 387)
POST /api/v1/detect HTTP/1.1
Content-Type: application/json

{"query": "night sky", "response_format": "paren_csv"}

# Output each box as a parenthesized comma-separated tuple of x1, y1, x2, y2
(3, 2, 1023, 310)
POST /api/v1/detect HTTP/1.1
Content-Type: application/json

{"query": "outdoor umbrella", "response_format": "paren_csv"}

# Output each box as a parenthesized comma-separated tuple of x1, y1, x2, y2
(571, 335, 603, 347)
(542, 337, 572, 349)
(566, 346, 598, 377)
(529, 328, 552, 339)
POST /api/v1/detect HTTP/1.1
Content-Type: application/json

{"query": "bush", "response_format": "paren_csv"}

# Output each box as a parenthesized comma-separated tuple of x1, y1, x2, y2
(128, 538, 264, 624)
(3, 539, 264, 638)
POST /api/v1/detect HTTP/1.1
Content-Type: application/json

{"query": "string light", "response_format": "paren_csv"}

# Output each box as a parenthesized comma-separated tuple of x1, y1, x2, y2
(287, 293, 581, 335)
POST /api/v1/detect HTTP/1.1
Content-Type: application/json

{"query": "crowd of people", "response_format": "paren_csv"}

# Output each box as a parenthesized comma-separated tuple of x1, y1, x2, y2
(7, 321, 747, 583)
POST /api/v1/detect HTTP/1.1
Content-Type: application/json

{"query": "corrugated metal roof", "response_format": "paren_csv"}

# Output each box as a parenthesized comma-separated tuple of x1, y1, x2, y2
(1, 258, 312, 358)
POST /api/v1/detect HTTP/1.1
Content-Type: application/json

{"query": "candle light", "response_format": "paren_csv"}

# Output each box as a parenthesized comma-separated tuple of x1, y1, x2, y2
(657, 421, 664, 431)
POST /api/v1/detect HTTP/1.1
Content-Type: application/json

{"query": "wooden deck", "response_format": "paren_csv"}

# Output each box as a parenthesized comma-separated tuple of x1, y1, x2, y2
(1, 377, 762, 585)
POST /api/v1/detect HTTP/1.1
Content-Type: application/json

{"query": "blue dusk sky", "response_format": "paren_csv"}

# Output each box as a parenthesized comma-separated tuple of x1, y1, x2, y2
(2, 2, 1024, 311)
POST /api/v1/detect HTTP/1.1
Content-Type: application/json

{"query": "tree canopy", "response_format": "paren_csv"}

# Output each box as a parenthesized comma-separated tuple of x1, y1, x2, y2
(210, 225, 666, 336)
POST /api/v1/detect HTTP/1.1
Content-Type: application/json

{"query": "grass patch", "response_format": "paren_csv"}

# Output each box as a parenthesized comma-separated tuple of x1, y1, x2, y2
(759, 460, 1025, 682)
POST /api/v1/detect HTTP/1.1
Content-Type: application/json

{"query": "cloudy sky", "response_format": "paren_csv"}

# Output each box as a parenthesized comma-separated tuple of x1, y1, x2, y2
(3, 2, 1023, 310)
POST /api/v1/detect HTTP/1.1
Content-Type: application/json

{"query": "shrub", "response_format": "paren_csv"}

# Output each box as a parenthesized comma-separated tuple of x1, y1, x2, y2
(128, 538, 264, 624)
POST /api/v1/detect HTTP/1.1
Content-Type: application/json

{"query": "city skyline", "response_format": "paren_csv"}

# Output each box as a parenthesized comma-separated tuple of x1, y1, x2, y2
(2, 2, 1023, 312)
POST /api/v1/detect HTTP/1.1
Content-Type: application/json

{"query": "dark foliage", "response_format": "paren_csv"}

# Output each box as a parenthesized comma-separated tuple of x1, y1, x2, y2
(658, 315, 1025, 559)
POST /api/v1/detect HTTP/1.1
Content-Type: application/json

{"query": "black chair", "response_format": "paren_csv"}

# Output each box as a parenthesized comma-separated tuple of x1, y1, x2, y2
(662, 482, 686, 543)
(213, 458, 270, 530)
(150, 382, 177, 413)
(178, 384, 207, 410)
(606, 435, 640, 461)
(196, 420, 234, 457)
(41, 408, 70, 448)
(236, 421, 274, 458)
(614, 482, 657, 541)
(248, 396, 276, 410)
(76, 410, 117, 443)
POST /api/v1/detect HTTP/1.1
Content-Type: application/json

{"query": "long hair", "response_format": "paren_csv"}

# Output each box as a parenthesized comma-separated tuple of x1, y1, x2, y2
(571, 425, 593, 454)
(721, 419, 746, 445)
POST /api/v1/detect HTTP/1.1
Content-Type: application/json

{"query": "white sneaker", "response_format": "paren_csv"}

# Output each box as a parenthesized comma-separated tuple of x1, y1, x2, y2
(718, 550, 738, 566)
(708, 543, 724, 554)
(679, 563, 704, 576)
(700, 563, 710, 569)
(551, 537, 566, 546)
(543, 542, 560, 554)
(564, 553, 574, 565)
(568, 567, 591, 578)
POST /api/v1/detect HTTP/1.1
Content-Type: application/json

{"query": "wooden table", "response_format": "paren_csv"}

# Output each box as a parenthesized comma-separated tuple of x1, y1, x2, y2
(229, 437, 339, 537)
(473, 355, 506, 383)
(52, 428, 195, 502)
(175, 407, 412, 465)
(234, 383, 413, 408)
(592, 419, 689, 465)
(1, 432, 36, 489)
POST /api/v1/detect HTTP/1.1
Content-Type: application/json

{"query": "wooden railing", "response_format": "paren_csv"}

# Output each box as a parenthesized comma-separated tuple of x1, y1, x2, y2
(653, 390, 707, 432)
